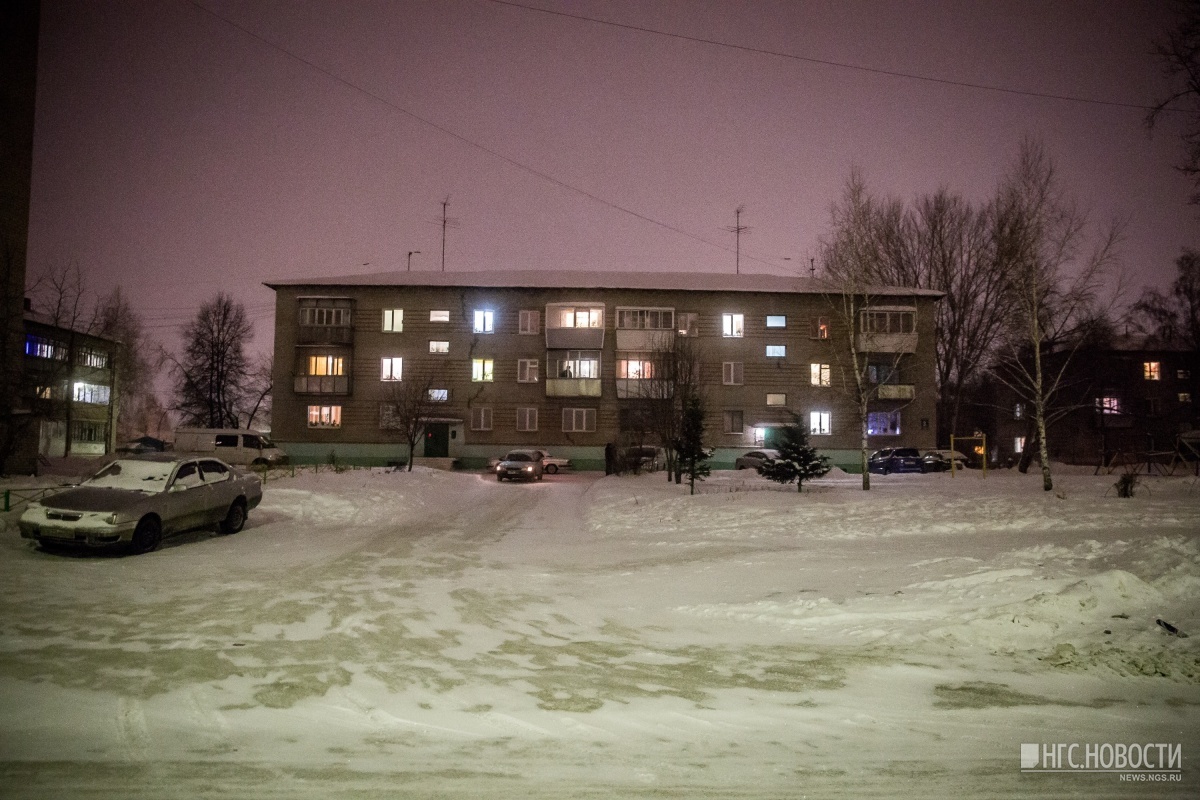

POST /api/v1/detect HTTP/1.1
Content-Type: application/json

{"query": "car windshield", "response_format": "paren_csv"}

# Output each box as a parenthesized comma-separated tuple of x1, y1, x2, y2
(505, 452, 533, 462)
(895, 449, 921, 457)
(85, 460, 173, 491)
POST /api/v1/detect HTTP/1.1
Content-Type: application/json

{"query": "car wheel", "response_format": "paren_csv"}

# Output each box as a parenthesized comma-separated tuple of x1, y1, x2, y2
(251, 458, 268, 467)
(129, 516, 162, 555)
(536, 473, 543, 481)
(497, 474, 504, 482)
(545, 464, 558, 474)
(219, 500, 247, 534)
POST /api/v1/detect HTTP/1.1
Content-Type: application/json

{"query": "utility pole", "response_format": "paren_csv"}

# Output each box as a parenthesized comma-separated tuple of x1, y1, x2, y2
(436, 197, 460, 272)
(724, 206, 751, 274)
(407, 251, 420, 271)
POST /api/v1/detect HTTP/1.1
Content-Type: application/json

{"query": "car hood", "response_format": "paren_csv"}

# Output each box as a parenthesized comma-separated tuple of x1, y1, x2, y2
(38, 486, 155, 512)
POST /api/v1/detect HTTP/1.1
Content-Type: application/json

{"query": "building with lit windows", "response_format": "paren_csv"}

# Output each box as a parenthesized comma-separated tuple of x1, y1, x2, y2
(265, 271, 941, 470)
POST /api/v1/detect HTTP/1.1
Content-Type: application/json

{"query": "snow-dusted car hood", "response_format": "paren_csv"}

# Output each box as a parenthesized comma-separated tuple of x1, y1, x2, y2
(39, 486, 155, 512)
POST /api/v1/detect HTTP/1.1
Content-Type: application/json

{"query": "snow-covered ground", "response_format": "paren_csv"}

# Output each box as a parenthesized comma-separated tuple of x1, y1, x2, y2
(1, 464, 1197, 798)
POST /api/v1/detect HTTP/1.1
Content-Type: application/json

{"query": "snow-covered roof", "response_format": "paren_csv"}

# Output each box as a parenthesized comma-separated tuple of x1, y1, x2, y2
(265, 269, 943, 298)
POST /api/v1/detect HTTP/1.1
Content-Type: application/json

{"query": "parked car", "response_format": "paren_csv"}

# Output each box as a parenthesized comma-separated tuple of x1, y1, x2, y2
(867, 447, 924, 475)
(173, 428, 288, 467)
(538, 452, 571, 474)
(494, 450, 544, 482)
(734, 449, 781, 471)
(18, 454, 262, 554)
(921, 449, 971, 472)
(623, 445, 665, 473)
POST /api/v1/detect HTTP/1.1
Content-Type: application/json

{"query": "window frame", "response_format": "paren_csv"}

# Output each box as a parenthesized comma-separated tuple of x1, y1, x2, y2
(473, 309, 495, 334)
(516, 407, 539, 432)
(517, 358, 540, 383)
(519, 309, 540, 335)
(723, 409, 744, 434)
(766, 393, 787, 407)
(307, 405, 342, 428)
(382, 309, 403, 332)
(429, 340, 449, 354)
(722, 313, 745, 338)
(766, 344, 786, 358)
(471, 358, 495, 382)
(562, 407, 597, 432)
(809, 411, 831, 436)
(470, 406, 493, 431)
(765, 315, 787, 329)
(810, 363, 831, 387)
(380, 357, 403, 382)
(723, 362, 744, 386)
(430, 310, 450, 322)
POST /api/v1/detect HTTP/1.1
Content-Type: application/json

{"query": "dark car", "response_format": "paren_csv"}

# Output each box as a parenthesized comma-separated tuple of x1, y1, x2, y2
(734, 449, 781, 471)
(623, 445, 665, 473)
(494, 450, 544, 482)
(921, 449, 971, 472)
(867, 447, 924, 475)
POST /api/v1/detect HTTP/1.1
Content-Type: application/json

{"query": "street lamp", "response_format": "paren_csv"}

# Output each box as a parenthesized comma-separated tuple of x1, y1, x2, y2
(407, 251, 421, 271)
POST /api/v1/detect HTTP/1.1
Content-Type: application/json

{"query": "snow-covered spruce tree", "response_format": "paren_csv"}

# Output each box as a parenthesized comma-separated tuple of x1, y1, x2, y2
(757, 414, 832, 492)
(675, 390, 710, 495)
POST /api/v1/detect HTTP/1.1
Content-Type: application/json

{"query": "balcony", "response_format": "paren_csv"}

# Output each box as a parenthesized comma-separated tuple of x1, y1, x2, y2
(297, 325, 354, 345)
(615, 329, 673, 352)
(856, 332, 918, 354)
(546, 377, 602, 398)
(616, 379, 672, 400)
(294, 375, 350, 394)
(876, 383, 915, 400)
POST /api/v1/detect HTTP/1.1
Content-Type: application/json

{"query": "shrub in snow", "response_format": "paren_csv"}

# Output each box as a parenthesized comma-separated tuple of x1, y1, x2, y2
(757, 414, 831, 492)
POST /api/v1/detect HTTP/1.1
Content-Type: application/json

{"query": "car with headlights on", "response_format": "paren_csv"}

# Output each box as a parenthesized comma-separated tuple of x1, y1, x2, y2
(494, 449, 544, 482)
(18, 454, 262, 554)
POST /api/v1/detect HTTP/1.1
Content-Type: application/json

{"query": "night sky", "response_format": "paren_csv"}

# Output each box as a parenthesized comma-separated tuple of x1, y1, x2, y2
(25, 0, 1198, 355)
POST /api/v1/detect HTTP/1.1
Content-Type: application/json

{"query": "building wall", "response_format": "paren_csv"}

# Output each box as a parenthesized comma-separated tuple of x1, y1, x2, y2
(270, 283, 939, 470)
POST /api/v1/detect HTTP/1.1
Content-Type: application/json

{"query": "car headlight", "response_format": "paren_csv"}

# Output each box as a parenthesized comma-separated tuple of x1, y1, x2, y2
(104, 512, 120, 525)
(524, 466, 533, 472)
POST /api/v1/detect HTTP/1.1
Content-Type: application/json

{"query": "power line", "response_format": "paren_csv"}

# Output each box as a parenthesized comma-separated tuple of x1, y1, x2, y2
(485, 0, 1184, 114)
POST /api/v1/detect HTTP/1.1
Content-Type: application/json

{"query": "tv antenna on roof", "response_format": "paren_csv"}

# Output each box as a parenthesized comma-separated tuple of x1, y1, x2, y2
(723, 205, 751, 274)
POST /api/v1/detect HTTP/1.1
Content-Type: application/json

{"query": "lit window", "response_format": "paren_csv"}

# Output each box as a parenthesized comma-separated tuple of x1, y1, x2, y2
(616, 354, 655, 379)
(518, 359, 539, 383)
(562, 408, 596, 432)
(677, 312, 699, 336)
(429, 340, 449, 353)
(519, 310, 540, 334)
(517, 407, 538, 432)
(77, 348, 109, 368)
(1096, 396, 1121, 414)
(552, 307, 603, 328)
(766, 393, 786, 407)
(766, 345, 786, 358)
(1143, 361, 1161, 380)
(430, 310, 450, 322)
(471, 406, 493, 431)
(723, 362, 743, 385)
(307, 405, 342, 428)
(722, 313, 744, 337)
(809, 411, 831, 435)
(472, 358, 494, 382)
(72, 382, 111, 405)
(554, 351, 599, 379)
(1179, 392, 1192, 403)
(428, 388, 448, 402)
(723, 410, 744, 434)
(382, 309, 403, 332)
(810, 363, 831, 387)
(811, 317, 829, 339)
(766, 315, 786, 328)
(307, 355, 344, 376)
(867, 411, 901, 435)
(474, 309, 495, 333)
(1014, 436, 1025, 454)
(25, 335, 67, 360)
(380, 357, 403, 381)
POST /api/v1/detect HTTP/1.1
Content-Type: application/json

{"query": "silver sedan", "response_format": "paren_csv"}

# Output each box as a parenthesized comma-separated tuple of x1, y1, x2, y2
(18, 454, 262, 554)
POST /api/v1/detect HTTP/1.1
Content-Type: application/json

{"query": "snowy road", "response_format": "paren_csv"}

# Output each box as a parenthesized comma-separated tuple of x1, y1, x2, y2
(1, 466, 1198, 798)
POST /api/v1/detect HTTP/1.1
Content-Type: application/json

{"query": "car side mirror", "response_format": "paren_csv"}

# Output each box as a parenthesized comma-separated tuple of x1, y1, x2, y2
(169, 483, 188, 492)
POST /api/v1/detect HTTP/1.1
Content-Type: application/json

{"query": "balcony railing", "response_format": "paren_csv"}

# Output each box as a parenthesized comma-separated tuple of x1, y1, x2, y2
(856, 332, 917, 354)
(876, 384, 915, 400)
(294, 375, 350, 394)
(545, 377, 602, 397)
(297, 325, 354, 345)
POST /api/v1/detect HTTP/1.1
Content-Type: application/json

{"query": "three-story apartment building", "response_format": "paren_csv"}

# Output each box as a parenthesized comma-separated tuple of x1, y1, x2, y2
(266, 271, 941, 470)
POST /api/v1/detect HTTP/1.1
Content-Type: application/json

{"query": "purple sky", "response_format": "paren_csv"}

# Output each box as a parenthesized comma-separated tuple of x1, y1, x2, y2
(26, 0, 1198, 356)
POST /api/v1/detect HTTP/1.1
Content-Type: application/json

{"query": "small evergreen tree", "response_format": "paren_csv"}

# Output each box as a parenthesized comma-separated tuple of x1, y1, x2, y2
(675, 391, 710, 495)
(758, 414, 831, 492)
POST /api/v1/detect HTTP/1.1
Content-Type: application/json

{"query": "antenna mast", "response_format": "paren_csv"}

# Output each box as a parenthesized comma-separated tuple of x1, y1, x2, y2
(436, 197, 460, 272)
(723, 205, 751, 274)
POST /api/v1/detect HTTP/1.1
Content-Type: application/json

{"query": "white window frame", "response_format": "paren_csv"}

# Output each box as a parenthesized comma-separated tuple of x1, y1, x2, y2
(766, 393, 787, 407)
(470, 406, 493, 431)
(472, 358, 494, 382)
(429, 340, 449, 354)
(307, 355, 344, 376)
(810, 363, 831, 387)
(428, 388, 449, 402)
(72, 382, 111, 405)
(867, 410, 901, 436)
(722, 313, 745, 338)
(474, 309, 495, 334)
(615, 307, 675, 330)
(517, 407, 538, 432)
(430, 310, 450, 322)
(766, 315, 786, 329)
(518, 358, 539, 383)
(380, 357, 402, 381)
(519, 309, 540, 334)
(723, 362, 744, 386)
(723, 409, 744, 434)
(562, 407, 596, 432)
(809, 411, 831, 436)
(382, 309, 403, 332)
(616, 354, 655, 380)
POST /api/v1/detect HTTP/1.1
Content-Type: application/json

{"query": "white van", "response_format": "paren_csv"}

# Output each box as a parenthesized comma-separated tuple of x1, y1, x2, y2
(173, 428, 289, 466)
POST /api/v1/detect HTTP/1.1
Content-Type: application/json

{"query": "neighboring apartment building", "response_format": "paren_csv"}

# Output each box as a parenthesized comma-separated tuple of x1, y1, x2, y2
(984, 337, 1200, 467)
(265, 271, 941, 470)
(7, 301, 119, 472)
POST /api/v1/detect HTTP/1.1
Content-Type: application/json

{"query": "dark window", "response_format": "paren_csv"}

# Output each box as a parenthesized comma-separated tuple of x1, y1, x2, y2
(215, 435, 238, 448)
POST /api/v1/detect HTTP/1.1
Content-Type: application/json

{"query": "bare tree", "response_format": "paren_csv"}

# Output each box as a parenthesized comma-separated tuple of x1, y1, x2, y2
(169, 293, 253, 428)
(379, 361, 442, 471)
(240, 354, 274, 430)
(1147, 0, 1200, 204)
(1130, 248, 1200, 351)
(93, 286, 162, 442)
(991, 138, 1124, 491)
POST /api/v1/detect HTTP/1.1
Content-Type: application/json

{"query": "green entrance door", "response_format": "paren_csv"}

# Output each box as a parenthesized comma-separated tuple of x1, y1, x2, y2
(424, 424, 450, 458)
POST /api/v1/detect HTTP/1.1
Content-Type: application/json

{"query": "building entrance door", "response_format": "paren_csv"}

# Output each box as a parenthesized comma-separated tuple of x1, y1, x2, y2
(424, 424, 450, 458)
